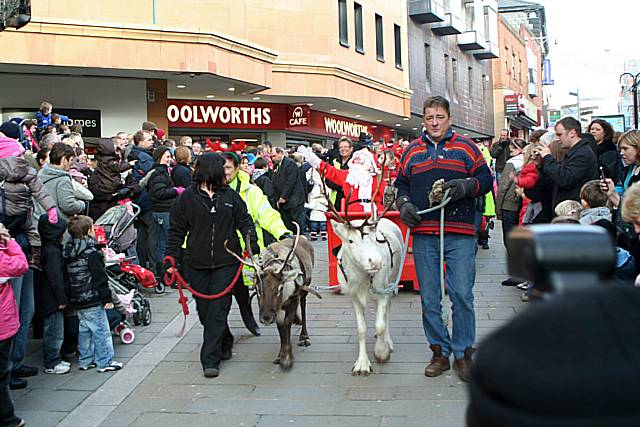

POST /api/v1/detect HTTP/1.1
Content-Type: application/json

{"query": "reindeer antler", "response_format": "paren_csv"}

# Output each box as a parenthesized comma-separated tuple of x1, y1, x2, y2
(276, 222, 301, 275)
(224, 239, 259, 270)
(319, 166, 346, 224)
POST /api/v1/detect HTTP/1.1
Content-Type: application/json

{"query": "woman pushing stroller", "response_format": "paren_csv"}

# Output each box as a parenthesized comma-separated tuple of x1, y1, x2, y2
(165, 153, 259, 378)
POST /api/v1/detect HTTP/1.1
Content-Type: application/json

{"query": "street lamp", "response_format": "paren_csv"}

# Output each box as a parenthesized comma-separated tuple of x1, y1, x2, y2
(620, 72, 640, 130)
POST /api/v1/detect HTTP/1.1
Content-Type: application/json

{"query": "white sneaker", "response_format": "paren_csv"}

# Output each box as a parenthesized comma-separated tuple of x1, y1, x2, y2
(97, 361, 123, 373)
(44, 363, 71, 375)
(60, 360, 71, 367)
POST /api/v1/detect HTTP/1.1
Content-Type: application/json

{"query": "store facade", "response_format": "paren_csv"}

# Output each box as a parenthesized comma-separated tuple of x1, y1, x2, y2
(166, 100, 396, 148)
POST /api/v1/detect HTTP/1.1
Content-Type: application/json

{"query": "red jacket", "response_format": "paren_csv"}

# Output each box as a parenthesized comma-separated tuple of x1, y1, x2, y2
(516, 162, 539, 190)
(319, 161, 386, 212)
(0, 239, 29, 340)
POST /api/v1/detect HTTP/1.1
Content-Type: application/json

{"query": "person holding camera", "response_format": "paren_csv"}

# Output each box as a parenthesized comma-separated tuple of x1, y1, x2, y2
(395, 96, 493, 382)
(489, 129, 511, 183)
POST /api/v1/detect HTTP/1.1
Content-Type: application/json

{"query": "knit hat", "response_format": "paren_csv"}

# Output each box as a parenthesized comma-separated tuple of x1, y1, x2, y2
(156, 128, 166, 140)
(0, 137, 25, 159)
(153, 145, 171, 163)
(0, 121, 23, 140)
(142, 121, 157, 131)
(467, 285, 640, 427)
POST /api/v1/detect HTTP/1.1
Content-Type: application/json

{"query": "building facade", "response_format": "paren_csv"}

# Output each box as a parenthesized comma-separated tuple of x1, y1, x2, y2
(491, 12, 543, 139)
(406, 0, 499, 140)
(0, 1, 414, 147)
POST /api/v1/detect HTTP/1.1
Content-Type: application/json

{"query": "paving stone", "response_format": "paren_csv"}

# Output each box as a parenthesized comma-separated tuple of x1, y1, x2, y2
(257, 415, 381, 427)
(127, 413, 259, 427)
(11, 410, 67, 427)
(14, 389, 90, 412)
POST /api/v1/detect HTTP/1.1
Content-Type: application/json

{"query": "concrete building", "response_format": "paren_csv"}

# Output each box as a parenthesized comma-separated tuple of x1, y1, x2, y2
(406, 0, 499, 140)
(0, 1, 415, 147)
(491, 7, 544, 139)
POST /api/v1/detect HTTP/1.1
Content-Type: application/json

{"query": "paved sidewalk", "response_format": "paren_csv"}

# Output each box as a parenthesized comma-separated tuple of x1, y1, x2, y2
(13, 224, 525, 427)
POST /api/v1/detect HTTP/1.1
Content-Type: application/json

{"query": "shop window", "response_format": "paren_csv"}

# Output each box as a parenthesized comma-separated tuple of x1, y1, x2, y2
(339, 0, 349, 47)
(394, 24, 402, 69)
(354, 2, 364, 53)
(375, 14, 384, 62)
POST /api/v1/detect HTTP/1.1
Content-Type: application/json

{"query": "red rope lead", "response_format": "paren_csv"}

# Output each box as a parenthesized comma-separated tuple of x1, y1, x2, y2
(163, 255, 247, 336)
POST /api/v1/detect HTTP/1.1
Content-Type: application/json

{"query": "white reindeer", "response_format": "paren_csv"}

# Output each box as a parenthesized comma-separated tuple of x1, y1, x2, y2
(330, 216, 404, 375)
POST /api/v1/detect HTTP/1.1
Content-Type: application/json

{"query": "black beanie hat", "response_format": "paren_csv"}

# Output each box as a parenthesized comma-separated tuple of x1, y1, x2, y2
(153, 145, 171, 163)
(467, 285, 640, 427)
(0, 121, 23, 140)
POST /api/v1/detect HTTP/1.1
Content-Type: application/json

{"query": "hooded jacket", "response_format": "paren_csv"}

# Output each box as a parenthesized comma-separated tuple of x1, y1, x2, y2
(166, 185, 258, 270)
(148, 164, 179, 212)
(35, 214, 68, 317)
(228, 170, 289, 248)
(0, 156, 55, 218)
(252, 169, 277, 208)
(541, 137, 599, 208)
(88, 139, 130, 199)
(129, 145, 154, 213)
(579, 207, 612, 225)
(35, 164, 86, 221)
(0, 239, 29, 341)
(496, 154, 524, 214)
(63, 237, 111, 309)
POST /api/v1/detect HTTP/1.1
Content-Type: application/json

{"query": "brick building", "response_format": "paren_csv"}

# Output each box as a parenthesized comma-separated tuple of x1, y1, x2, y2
(406, 0, 499, 140)
(492, 1, 545, 139)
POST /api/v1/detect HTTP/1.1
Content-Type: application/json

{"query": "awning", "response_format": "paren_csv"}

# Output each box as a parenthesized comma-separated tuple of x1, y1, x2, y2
(508, 112, 538, 129)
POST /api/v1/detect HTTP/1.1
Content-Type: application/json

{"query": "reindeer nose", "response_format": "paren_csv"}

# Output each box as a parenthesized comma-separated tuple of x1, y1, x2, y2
(261, 313, 275, 325)
(367, 257, 382, 272)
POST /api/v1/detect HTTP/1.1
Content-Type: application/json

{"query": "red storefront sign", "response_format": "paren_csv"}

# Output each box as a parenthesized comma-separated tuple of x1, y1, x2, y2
(167, 100, 394, 141)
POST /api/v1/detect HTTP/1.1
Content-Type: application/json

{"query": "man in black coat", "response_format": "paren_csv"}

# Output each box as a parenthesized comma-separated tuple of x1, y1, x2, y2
(539, 117, 599, 210)
(489, 129, 511, 182)
(271, 147, 305, 233)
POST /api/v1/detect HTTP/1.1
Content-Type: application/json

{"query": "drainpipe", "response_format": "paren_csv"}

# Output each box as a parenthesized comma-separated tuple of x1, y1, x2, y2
(153, 0, 157, 24)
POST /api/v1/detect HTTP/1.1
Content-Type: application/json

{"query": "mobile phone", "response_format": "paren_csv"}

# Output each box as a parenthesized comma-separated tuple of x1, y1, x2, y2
(599, 166, 605, 182)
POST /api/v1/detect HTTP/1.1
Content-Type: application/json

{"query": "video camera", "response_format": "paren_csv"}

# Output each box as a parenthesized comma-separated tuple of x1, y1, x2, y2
(507, 224, 616, 294)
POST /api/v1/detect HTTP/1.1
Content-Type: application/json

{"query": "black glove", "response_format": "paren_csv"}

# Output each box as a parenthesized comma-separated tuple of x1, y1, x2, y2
(279, 233, 295, 240)
(443, 178, 478, 203)
(113, 187, 133, 200)
(127, 151, 140, 162)
(397, 196, 421, 228)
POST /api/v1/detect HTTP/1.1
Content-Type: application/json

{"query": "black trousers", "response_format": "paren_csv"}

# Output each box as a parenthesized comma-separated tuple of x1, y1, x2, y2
(501, 209, 520, 248)
(0, 337, 20, 427)
(188, 265, 237, 370)
(281, 204, 305, 234)
(136, 210, 157, 271)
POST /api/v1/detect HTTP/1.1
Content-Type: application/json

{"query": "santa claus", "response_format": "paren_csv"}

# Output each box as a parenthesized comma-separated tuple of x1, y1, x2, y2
(298, 145, 387, 213)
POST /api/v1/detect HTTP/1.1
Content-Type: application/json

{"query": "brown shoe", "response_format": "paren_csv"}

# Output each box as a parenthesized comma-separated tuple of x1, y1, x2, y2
(453, 347, 475, 382)
(424, 344, 450, 377)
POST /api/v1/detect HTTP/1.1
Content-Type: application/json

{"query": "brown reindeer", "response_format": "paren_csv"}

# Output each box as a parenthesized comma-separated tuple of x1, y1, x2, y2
(225, 224, 318, 370)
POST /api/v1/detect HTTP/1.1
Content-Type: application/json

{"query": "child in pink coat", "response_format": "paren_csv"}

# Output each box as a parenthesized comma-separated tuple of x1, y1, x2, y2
(0, 222, 29, 427)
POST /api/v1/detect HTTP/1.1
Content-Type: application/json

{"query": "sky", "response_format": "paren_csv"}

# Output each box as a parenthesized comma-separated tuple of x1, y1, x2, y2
(537, 0, 640, 113)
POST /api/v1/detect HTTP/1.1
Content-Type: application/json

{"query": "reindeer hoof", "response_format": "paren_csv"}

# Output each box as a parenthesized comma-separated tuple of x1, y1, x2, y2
(374, 353, 391, 363)
(280, 355, 293, 370)
(298, 335, 311, 347)
(273, 357, 281, 365)
(351, 368, 372, 377)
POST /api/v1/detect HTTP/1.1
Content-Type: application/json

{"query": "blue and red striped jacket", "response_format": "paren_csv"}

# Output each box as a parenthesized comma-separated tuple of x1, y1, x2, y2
(395, 129, 493, 236)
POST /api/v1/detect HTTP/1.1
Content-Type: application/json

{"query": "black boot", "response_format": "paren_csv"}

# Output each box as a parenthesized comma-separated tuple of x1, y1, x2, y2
(234, 284, 261, 336)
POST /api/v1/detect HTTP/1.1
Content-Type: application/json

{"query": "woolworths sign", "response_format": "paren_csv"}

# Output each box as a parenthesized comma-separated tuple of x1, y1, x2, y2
(323, 116, 369, 138)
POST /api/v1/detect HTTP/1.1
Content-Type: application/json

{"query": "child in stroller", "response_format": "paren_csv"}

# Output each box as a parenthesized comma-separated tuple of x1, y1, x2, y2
(106, 283, 150, 344)
(94, 200, 164, 294)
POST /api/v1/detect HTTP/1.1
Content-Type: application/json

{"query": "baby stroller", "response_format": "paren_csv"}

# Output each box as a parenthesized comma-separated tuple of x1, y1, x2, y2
(95, 201, 164, 294)
(106, 287, 148, 344)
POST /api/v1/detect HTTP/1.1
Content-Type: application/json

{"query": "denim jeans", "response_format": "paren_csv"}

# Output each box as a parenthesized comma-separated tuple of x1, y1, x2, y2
(309, 220, 327, 233)
(42, 310, 64, 369)
(10, 269, 34, 370)
(77, 306, 114, 369)
(0, 337, 20, 427)
(152, 211, 171, 265)
(413, 233, 477, 359)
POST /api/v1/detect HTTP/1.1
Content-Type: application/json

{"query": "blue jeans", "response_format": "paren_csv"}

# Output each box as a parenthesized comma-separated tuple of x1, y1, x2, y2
(152, 211, 171, 264)
(309, 220, 327, 233)
(413, 233, 477, 359)
(42, 311, 64, 369)
(77, 306, 114, 369)
(11, 269, 34, 370)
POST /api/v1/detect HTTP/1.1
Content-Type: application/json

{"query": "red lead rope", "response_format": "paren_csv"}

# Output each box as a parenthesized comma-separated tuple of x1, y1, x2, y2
(163, 255, 247, 336)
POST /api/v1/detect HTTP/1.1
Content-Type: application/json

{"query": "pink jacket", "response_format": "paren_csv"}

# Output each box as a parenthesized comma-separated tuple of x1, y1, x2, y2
(0, 239, 29, 340)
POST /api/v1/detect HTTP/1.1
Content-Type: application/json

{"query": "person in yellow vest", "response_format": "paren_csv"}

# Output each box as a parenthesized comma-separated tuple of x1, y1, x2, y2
(475, 139, 496, 249)
(222, 153, 291, 336)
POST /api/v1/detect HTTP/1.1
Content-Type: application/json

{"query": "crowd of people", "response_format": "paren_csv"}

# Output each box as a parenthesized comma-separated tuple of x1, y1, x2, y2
(2, 96, 640, 425)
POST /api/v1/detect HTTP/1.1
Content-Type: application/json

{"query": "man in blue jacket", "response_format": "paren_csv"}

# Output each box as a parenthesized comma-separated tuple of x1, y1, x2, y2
(129, 130, 156, 271)
(395, 96, 493, 382)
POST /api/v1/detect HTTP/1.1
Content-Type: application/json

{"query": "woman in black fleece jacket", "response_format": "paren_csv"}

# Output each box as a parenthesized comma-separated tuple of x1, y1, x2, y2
(166, 153, 258, 378)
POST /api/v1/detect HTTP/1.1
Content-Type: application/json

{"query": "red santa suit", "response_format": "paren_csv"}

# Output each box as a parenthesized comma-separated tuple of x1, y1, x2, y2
(318, 148, 387, 213)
